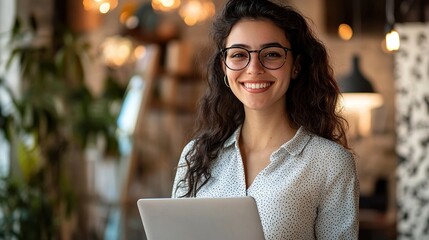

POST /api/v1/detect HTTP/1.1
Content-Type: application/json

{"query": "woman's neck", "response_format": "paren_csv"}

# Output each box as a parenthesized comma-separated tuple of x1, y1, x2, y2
(240, 109, 297, 151)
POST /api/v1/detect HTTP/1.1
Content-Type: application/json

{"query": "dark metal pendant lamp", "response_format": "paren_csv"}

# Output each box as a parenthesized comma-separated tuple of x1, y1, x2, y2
(339, 55, 376, 93)
(338, 54, 383, 137)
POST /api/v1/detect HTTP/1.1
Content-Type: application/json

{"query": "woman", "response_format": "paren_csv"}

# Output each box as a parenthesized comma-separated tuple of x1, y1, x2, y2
(172, 0, 359, 239)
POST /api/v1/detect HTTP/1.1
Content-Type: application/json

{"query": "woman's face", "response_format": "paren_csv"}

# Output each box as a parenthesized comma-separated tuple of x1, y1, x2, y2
(224, 19, 296, 112)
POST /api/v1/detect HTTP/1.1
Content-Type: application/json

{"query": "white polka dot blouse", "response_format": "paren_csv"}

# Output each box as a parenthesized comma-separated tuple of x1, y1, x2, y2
(172, 126, 359, 240)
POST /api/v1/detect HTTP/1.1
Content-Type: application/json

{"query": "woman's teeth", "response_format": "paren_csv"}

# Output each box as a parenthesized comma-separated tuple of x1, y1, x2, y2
(243, 82, 271, 89)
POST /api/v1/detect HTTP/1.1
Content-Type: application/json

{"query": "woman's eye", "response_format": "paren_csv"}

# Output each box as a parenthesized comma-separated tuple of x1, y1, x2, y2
(230, 52, 247, 58)
(264, 52, 282, 58)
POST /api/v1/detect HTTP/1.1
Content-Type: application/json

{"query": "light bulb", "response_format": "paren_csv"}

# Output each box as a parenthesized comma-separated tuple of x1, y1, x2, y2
(338, 23, 353, 41)
(385, 30, 400, 51)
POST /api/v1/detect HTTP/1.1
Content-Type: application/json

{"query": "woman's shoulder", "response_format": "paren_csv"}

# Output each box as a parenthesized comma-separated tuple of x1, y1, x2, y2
(309, 133, 351, 156)
(285, 127, 351, 160)
(305, 133, 355, 169)
(301, 134, 357, 185)
(182, 139, 196, 152)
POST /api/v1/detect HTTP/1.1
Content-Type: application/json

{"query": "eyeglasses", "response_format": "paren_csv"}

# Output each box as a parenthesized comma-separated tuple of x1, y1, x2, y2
(221, 46, 292, 71)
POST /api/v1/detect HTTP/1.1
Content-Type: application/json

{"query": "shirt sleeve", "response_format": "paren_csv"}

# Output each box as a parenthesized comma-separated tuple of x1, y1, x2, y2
(171, 140, 194, 198)
(315, 147, 360, 240)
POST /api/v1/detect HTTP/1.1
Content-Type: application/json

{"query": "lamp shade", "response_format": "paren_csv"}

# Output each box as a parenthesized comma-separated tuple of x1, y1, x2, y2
(338, 54, 383, 137)
(338, 55, 383, 109)
(339, 55, 375, 93)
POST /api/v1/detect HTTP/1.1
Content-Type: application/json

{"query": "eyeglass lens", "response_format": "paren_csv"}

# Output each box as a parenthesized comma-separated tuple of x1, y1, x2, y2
(223, 46, 288, 70)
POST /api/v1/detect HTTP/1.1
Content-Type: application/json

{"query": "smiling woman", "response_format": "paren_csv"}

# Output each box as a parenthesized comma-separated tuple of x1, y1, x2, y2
(171, 0, 359, 239)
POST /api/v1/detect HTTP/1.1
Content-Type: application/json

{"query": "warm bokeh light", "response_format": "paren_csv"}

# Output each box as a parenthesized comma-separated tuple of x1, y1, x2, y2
(338, 23, 353, 41)
(125, 16, 139, 29)
(179, 0, 215, 26)
(201, 1, 216, 21)
(152, 0, 181, 12)
(385, 30, 400, 51)
(101, 36, 134, 67)
(99, 3, 111, 14)
(120, 3, 138, 25)
(83, 0, 118, 14)
(134, 45, 147, 59)
(179, 1, 201, 26)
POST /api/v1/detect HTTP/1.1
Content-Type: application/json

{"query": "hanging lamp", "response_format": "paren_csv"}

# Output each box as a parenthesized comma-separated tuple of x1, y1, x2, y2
(339, 54, 383, 136)
(339, 54, 383, 108)
(339, 55, 375, 92)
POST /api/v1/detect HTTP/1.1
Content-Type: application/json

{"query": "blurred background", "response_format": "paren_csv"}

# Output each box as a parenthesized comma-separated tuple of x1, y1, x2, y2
(0, 0, 428, 239)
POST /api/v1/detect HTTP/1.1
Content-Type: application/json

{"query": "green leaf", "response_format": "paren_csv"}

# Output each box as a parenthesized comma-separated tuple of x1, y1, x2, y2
(5, 48, 21, 70)
(11, 17, 21, 39)
(17, 137, 43, 183)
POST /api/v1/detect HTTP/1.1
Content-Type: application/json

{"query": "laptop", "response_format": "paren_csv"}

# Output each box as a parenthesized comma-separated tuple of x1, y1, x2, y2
(137, 196, 265, 240)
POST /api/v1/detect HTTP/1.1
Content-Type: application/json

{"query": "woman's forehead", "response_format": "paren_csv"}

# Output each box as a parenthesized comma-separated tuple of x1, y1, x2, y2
(226, 19, 290, 48)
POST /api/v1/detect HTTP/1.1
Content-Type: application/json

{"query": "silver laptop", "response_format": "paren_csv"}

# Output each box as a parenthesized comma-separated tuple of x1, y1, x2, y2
(137, 196, 265, 240)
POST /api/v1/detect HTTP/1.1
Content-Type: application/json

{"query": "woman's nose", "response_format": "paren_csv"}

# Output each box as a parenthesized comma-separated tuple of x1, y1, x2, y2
(246, 53, 265, 74)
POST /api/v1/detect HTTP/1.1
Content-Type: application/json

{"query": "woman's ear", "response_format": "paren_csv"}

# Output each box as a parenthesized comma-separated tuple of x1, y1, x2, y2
(292, 55, 301, 79)
(219, 56, 227, 74)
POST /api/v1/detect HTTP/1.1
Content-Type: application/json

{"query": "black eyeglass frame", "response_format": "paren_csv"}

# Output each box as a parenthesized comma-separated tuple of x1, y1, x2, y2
(220, 46, 293, 71)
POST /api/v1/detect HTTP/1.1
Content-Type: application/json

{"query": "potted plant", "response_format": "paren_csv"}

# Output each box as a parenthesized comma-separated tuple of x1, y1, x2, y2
(0, 14, 125, 239)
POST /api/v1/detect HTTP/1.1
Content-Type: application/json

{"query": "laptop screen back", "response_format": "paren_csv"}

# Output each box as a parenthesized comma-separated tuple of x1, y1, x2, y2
(137, 197, 265, 240)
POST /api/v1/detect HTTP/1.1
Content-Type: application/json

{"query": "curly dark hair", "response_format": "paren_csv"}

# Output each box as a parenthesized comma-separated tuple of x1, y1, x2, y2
(176, 0, 349, 197)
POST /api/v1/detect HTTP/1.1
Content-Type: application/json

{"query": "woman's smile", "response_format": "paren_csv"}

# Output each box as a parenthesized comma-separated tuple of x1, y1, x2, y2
(241, 81, 273, 92)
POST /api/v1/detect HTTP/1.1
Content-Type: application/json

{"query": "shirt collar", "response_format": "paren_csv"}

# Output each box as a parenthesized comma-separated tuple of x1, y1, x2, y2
(281, 126, 312, 156)
(223, 126, 312, 156)
(223, 127, 241, 148)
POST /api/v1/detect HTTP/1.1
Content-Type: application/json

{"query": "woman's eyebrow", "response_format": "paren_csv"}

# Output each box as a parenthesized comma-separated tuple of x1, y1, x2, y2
(261, 42, 285, 48)
(227, 43, 250, 48)
(226, 42, 286, 49)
